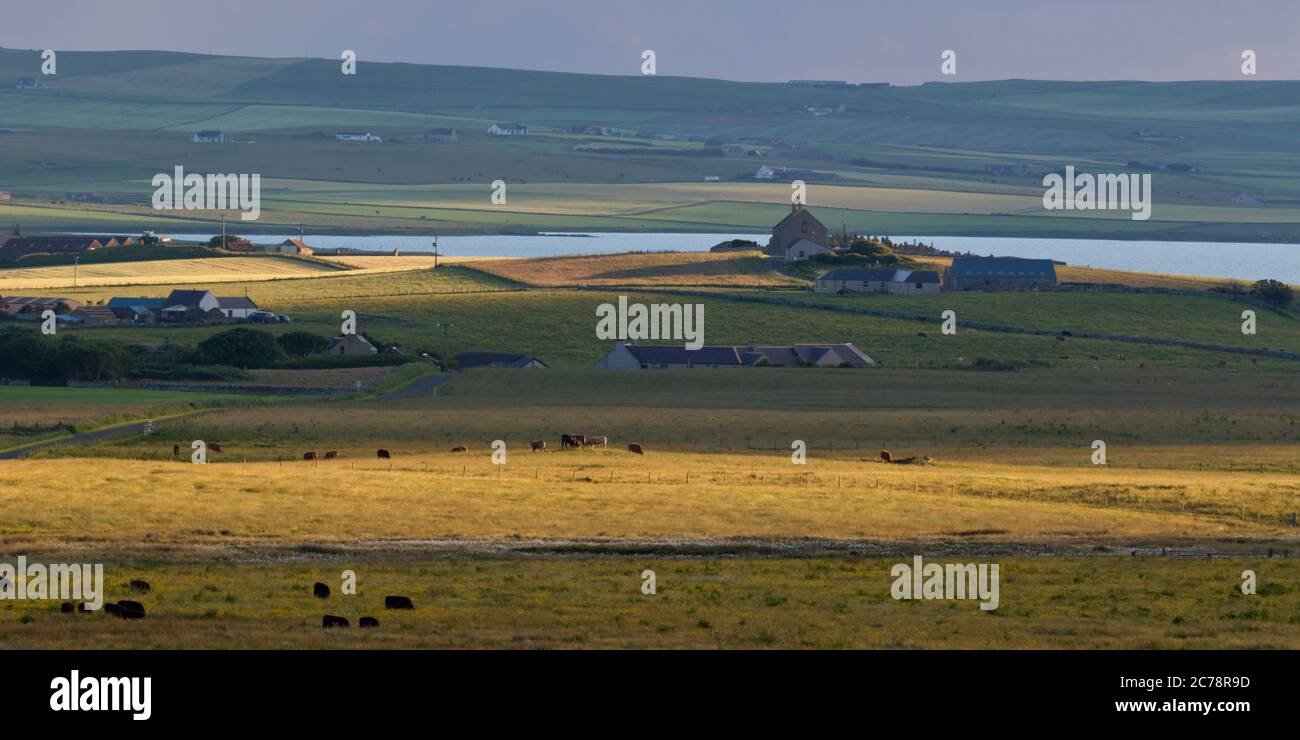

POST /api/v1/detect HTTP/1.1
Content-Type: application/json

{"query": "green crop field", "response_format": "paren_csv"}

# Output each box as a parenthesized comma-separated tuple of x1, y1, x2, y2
(4, 47, 1300, 238)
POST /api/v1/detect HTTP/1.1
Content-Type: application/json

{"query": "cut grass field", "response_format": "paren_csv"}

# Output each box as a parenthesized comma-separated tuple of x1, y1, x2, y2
(1, 558, 1296, 649)
(0, 256, 344, 290)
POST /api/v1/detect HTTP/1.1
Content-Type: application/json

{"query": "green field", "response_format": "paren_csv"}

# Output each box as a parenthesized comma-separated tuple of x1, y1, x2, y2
(4, 48, 1300, 238)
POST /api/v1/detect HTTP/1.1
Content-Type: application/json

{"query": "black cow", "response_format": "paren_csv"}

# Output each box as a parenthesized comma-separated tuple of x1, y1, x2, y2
(384, 595, 414, 610)
(130, 579, 151, 593)
(303, 451, 317, 461)
(313, 582, 330, 599)
(322, 615, 350, 628)
(207, 443, 223, 454)
(104, 603, 120, 617)
(324, 451, 338, 460)
(359, 616, 380, 628)
(60, 602, 75, 613)
(377, 449, 391, 459)
(117, 600, 145, 619)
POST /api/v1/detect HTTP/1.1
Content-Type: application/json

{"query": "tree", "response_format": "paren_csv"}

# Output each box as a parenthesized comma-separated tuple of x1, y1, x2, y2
(208, 234, 251, 249)
(197, 328, 285, 368)
(276, 331, 331, 358)
(1251, 279, 1294, 309)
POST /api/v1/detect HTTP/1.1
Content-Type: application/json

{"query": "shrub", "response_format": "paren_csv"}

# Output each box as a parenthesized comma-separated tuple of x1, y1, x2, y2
(1250, 279, 1294, 309)
(197, 328, 285, 368)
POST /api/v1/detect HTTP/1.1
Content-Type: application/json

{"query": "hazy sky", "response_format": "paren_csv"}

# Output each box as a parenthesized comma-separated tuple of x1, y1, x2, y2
(4, 0, 1299, 84)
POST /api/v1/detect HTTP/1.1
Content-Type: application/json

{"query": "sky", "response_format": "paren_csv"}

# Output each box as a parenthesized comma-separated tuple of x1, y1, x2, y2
(3, 0, 1299, 85)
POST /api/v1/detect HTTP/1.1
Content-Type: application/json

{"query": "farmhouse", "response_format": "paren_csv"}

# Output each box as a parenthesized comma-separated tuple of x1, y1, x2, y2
(335, 132, 382, 142)
(455, 352, 551, 369)
(754, 165, 776, 180)
(944, 257, 1058, 291)
(598, 341, 874, 369)
(425, 128, 458, 142)
(487, 123, 529, 136)
(767, 204, 828, 260)
(815, 268, 942, 294)
(191, 131, 225, 143)
(15, 77, 42, 90)
(566, 124, 612, 136)
(324, 334, 378, 355)
(160, 289, 219, 322)
(72, 305, 120, 325)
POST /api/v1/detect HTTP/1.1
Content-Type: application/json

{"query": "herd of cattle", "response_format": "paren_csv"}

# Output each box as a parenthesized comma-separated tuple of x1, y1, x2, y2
(52, 575, 418, 629)
(170, 435, 650, 460)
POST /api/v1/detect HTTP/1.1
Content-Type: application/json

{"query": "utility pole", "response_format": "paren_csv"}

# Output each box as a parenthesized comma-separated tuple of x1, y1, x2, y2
(73, 255, 79, 288)
(221, 214, 226, 249)
(432, 235, 439, 269)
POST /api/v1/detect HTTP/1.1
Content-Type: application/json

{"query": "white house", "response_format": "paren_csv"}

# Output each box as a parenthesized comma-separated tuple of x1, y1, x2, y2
(192, 130, 225, 143)
(755, 165, 776, 180)
(335, 132, 382, 142)
(487, 123, 530, 136)
(784, 238, 830, 262)
(215, 296, 258, 319)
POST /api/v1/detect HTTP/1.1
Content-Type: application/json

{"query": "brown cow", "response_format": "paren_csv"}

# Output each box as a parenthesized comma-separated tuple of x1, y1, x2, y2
(377, 449, 391, 459)
(879, 449, 894, 464)
(207, 443, 223, 454)
(584, 436, 608, 447)
(324, 450, 338, 459)
(303, 451, 317, 461)
(530, 439, 546, 452)
(172, 444, 180, 457)
(451, 445, 468, 453)
(628, 443, 644, 455)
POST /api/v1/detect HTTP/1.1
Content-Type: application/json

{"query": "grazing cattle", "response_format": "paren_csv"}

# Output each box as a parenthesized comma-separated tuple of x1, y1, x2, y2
(313, 582, 330, 599)
(117, 600, 145, 619)
(60, 602, 75, 613)
(207, 443, 223, 454)
(303, 451, 317, 461)
(172, 444, 180, 457)
(451, 445, 468, 453)
(879, 449, 894, 464)
(384, 595, 415, 610)
(377, 449, 391, 459)
(322, 615, 350, 628)
(628, 443, 644, 455)
(916, 331, 928, 338)
(1055, 335, 1066, 342)
(324, 450, 338, 460)
(583, 436, 608, 447)
(78, 602, 93, 614)
(1251, 357, 1259, 366)
(530, 439, 546, 452)
(561, 434, 580, 449)
(129, 579, 151, 593)
(895, 456, 918, 465)
(104, 603, 120, 617)
(359, 616, 380, 628)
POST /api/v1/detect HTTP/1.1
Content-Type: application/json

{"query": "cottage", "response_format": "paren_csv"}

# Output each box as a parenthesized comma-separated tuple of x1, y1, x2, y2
(335, 132, 382, 142)
(324, 334, 378, 356)
(598, 341, 874, 369)
(767, 204, 828, 259)
(0, 236, 104, 263)
(455, 352, 550, 369)
(784, 238, 830, 262)
(487, 123, 529, 136)
(161, 289, 219, 321)
(15, 77, 42, 90)
(216, 296, 258, 319)
(815, 268, 942, 295)
(944, 257, 1058, 291)
(565, 124, 612, 136)
(73, 305, 120, 325)
(191, 131, 225, 144)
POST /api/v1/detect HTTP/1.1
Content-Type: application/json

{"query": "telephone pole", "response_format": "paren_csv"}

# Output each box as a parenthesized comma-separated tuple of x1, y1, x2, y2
(432, 235, 439, 269)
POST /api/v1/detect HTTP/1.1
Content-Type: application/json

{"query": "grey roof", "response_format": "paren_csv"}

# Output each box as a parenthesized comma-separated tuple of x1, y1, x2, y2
(216, 296, 257, 309)
(107, 297, 167, 310)
(456, 352, 549, 369)
(165, 289, 214, 307)
(817, 268, 940, 283)
(950, 257, 1057, 278)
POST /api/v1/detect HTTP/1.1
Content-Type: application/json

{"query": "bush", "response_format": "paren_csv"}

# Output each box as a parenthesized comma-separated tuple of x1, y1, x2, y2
(276, 331, 332, 358)
(0, 329, 134, 382)
(129, 364, 253, 381)
(197, 328, 285, 368)
(1250, 279, 1294, 309)
(274, 354, 414, 370)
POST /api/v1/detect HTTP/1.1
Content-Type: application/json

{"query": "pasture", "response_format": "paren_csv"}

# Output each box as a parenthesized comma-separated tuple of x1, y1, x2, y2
(0, 558, 1296, 649)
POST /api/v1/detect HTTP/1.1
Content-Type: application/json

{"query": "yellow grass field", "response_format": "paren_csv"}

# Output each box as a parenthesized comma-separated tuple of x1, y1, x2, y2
(0, 256, 342, 290)
(470, 251, 802, 287)
(314, 255, 506, 271)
